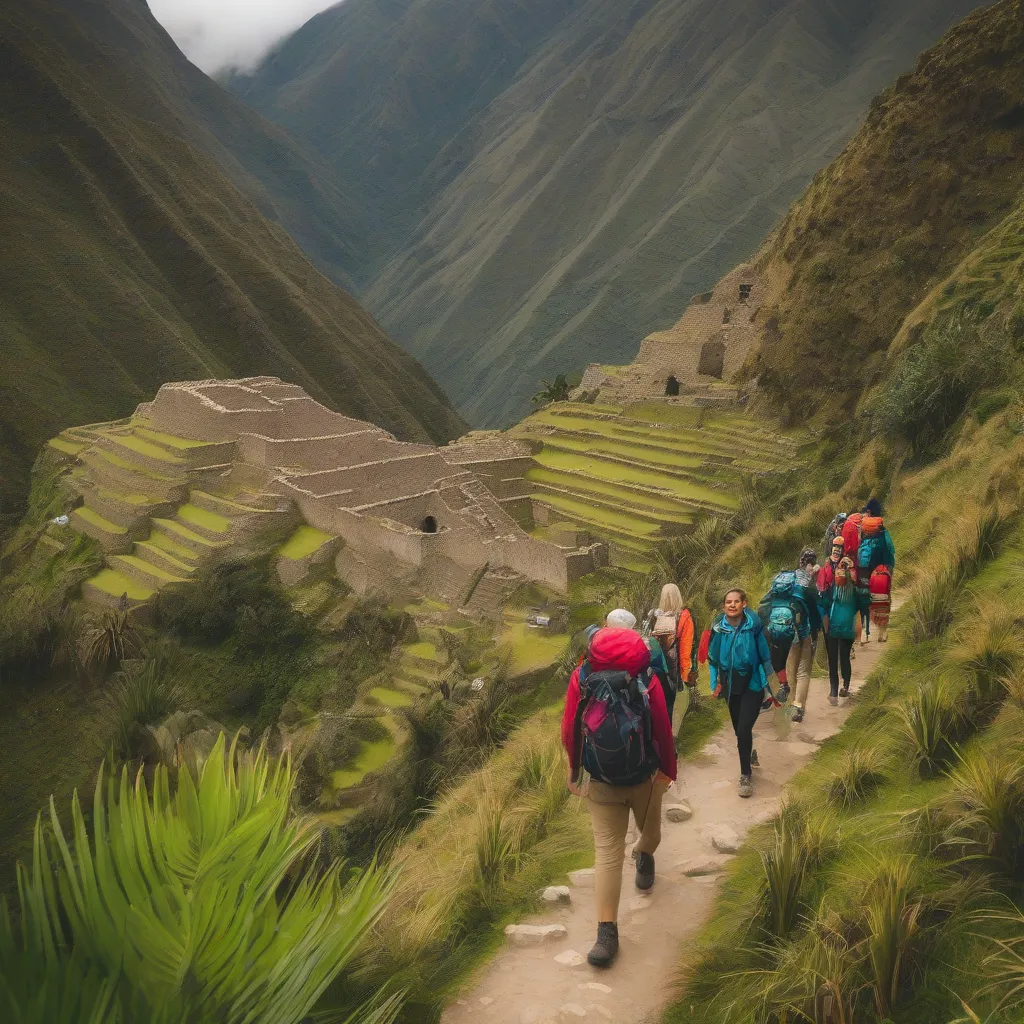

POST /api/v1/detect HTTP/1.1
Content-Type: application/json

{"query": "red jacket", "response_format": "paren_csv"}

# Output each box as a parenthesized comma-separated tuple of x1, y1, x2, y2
(561, 627, 677, 782)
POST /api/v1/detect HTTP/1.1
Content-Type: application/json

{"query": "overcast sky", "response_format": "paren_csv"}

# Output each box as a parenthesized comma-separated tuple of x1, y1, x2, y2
(149, 0, 338, 74)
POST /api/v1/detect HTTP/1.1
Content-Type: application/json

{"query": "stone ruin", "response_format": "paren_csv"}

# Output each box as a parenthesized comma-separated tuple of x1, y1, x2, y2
(576, 262, 779, 407)
(66, 377, 606, 606)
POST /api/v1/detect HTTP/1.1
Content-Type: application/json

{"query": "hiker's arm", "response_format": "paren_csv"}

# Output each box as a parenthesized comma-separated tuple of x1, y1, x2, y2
(679, 613, 695, 673)
(756, 630, 777, 684)
(647, 678, 678, 781)
(886, 532, 897, 572)
(561, 670, 583, 785)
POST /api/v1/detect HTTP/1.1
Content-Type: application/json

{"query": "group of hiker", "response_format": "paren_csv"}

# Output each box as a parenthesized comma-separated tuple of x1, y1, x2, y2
(560, 499, 896, 968)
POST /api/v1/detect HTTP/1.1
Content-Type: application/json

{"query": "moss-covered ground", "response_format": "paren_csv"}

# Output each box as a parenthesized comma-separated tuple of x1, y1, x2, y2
(278, 525, 335, 560)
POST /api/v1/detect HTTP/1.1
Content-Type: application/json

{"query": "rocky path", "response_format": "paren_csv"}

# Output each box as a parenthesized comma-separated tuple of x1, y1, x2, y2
(442, 630, 893, 1024)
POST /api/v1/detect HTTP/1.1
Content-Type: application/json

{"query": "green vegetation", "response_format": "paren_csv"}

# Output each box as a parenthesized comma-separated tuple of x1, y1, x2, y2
(0, 735, 398, 1024)
(73, 506, 127, 535)
(177, 503, 232, 534)
(279, 524, 336, 559)
(88, 569, 155, 602)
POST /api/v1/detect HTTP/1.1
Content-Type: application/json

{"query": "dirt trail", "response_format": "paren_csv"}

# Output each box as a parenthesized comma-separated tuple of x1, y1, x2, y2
(442, 628, 894, 1024)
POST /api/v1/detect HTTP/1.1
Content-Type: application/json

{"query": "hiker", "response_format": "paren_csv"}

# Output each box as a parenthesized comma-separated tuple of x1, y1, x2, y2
(757, 567, 815, 706)
(821, 551, 858, 705)
(787, 547, 823, 724)
(562, 624, 677, 968)
(855, 498, 896, 645)
(648, 583, 697, 728)
(823, 512, 847, 557)
(707, 588, 779, 798)
(869, 563, 893, 642)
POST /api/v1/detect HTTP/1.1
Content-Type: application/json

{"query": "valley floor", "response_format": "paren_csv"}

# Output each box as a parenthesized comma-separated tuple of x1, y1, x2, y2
(441, 624, 895, 1024)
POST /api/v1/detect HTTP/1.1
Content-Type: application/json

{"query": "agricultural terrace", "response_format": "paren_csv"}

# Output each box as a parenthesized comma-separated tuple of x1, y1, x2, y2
(512, 401, 810, 569)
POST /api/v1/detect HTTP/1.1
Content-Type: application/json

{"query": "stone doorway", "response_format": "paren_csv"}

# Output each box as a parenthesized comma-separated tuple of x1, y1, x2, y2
(421, 515, 438, 534)
(665, 375, 680, 397)
(698, 340, 726, 379)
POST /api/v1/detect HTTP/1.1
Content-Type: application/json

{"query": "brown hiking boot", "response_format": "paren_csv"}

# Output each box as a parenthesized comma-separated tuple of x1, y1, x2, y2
(587, 922, 619, 967)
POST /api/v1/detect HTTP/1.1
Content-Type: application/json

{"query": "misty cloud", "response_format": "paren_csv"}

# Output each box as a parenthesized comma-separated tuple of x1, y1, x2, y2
(149, 0, 338, 74)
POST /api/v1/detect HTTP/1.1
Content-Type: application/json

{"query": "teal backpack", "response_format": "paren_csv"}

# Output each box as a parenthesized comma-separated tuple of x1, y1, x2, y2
(758, 571, 800, 645)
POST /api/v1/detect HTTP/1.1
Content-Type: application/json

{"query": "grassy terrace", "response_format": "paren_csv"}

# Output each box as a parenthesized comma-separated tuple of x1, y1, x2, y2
(279, 525, 335, 560)
(102, 431, 184, 464)
(86, 568, 155, 601)
(512, 400, 805, 565)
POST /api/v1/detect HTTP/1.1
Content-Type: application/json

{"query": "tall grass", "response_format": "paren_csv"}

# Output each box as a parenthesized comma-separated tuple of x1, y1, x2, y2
(759, 824, 809, 940)
(896, 679, 966, 778)
(826, 743, 890, 809)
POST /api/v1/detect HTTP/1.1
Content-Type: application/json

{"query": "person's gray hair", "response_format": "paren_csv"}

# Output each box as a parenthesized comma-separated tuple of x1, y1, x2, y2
(605, 608, 638, 630)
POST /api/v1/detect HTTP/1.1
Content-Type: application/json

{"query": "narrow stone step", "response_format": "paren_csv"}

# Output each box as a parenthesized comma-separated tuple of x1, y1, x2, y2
(133, 541, 199, 577)
(152, 518, 231, 556)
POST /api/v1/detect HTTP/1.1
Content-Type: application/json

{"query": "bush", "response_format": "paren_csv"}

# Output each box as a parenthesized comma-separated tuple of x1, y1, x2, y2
(826, 744, 889, 808)
(896, 680, 966, 778)
(869, 309, 1011, 451)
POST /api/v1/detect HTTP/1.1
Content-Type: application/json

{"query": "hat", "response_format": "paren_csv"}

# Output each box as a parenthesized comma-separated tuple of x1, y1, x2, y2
(800, 547, 817, 566)
(584, 624, 601, 642)
(831, 536, 845, 549)
(605, 608, 638, 630)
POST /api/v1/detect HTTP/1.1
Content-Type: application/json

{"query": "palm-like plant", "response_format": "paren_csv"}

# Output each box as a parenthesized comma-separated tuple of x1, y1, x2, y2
(101, 656, 190, 759)
(531, 374, 572, 405)
(0, 734, 400, 1024)
(79, 608, 142, 673)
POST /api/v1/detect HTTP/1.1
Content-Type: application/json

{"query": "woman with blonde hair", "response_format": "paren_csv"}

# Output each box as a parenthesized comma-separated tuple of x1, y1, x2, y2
(648, 582, 696, 728)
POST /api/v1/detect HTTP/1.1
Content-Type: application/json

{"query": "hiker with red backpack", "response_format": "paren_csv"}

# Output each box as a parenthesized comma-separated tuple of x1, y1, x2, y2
(561, 623, 677, 967)
(856, 498, 896, 644)
(869, 563, 893, 642)
(706, 588, 779, 798)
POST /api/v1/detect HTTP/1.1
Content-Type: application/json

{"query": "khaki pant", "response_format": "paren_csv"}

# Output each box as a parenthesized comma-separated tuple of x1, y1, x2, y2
(786, 634, 816, 709)
(585, 776, 666, 922)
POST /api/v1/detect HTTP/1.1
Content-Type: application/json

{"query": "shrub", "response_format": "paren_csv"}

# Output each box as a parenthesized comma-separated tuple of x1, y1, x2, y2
(826, 744, 890, 808)
(868, 309, 1010, 452)
(896, 680, 965, 778)
(759, 824, 809, 939)
(79, 607, 143, 674)
(0, 735, 399, 1024)
(101, 655, 191, 759)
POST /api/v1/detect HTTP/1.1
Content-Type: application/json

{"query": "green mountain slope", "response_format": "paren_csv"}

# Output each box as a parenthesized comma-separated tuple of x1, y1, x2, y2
(0, 0, 466, 530)
(747, 0, 1024, 419)
(233, 0, 984, 426)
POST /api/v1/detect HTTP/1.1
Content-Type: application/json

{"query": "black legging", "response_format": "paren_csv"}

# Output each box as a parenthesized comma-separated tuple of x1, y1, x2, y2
(826, 634, 853, 697)
(728, 685, 762, 776)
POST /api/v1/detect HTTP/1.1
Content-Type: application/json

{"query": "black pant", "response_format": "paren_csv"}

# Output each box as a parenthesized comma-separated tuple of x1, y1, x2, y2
(826, 634, 853, 697)
(767, 637, 791, 685)
(727, 684, 762, 776)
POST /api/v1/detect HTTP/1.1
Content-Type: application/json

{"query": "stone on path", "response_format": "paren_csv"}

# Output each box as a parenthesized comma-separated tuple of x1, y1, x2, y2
(479, 996, 494, 1006)
(579, 982, 612, 994)
(666, 802, 693, 822)
(505, 923, 567, 947)
(701, 742, 724, 758)
(559, 1004, 587, 1018)
(554, 949, 586, 966)
(785, 741, 820, 757)
(542, 885, 572, 903)
(711, 827, 741, 854)
(678, 857, 725, 877)
(568, 868, 595, 887)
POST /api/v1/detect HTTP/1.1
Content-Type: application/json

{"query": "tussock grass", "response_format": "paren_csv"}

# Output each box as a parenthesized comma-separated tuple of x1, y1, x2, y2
(896, 679, 967, 779)
(826, 743, 890, 808)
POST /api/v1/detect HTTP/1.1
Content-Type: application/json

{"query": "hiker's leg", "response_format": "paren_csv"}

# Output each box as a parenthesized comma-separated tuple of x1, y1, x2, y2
(734, 688, 761, 775)
(728, 688, 742, 736)
(664, 683, 677, 734)
(826, 634, 840, 698)
(586, 782, 631, 923)
(788, 636, 811, 709)
(840, 638, 853, 687)
(631, 776, 665, 856)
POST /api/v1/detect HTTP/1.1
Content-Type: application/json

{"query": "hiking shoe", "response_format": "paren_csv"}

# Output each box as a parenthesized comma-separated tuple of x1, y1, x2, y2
(738, 774, 753, 798)
(633, 851, 655, 891)
(777, 683, 790, 704)
(750, 748, 760, 768)
(791, 705, 804, 723)
(828, 695, 839, 706)
(839, 687, 850, 698)
(587, 922, 619, 968)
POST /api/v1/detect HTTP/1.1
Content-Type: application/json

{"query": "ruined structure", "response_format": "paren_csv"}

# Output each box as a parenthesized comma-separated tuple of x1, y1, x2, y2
(576, 263, 778, 406)
(52, 378, 606, 607)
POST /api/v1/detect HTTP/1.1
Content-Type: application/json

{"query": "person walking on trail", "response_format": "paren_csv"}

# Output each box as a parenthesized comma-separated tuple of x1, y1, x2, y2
(562, 624, 677, 968)
(788, 547, 823, 724)
(856, 498, 896, 644)
(756, 566, 816, 707)
(821, 551, 859, 705)
(869, 563, 893, 642)
(823, 512, 847, 558)
(648, 583, 697, 728)
(707, 588, 779, 798)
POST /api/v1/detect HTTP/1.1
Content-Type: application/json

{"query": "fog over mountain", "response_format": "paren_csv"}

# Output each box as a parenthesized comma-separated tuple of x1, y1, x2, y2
(149, 0, 338, 72)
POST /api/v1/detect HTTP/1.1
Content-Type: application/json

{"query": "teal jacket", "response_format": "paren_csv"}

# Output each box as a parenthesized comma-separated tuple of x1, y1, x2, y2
(827, 580, 860, 640)
(707, 608, 774, 696)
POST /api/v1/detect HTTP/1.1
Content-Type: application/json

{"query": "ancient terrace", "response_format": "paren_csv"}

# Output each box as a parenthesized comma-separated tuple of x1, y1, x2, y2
(48, 377, 606, 607)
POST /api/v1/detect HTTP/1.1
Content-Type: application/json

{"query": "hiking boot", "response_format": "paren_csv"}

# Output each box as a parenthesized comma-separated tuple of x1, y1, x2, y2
(828, 694, 839, 707)
(777, 683, 790, 704)
(587, 922, 619, 968)
(738, 774, 753, 798)
(839, 687, 850, 698)
(791, 705, 804, 723)
(633, 850, 655, 890)
(750, 748, 760, 768)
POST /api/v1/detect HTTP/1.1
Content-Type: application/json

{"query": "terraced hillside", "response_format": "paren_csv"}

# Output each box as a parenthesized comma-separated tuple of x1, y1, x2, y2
(48, 418, 297, 606)
(511, 401, 809, 569)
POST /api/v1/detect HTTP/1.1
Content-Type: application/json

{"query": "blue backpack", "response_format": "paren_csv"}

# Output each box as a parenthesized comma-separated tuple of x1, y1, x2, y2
(758, 571, 800, 645)
(857, 533, 886, 574)
(578, 668, 659, 786)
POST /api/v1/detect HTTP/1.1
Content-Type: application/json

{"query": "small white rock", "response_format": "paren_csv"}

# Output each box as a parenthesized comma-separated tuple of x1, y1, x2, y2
(568, 867, 595, 887)
(559, 1003, 587, 1018)
(701, 742, 724, 757)
(542, 885, 572, 903)
(554, 949, 586, 966)
(505, 923, 568, 947)
(580, 982, 612, 994)
(666, 802, 693, 822)
(479, 996, 494, 1006)
(711, 828, 741, 854)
